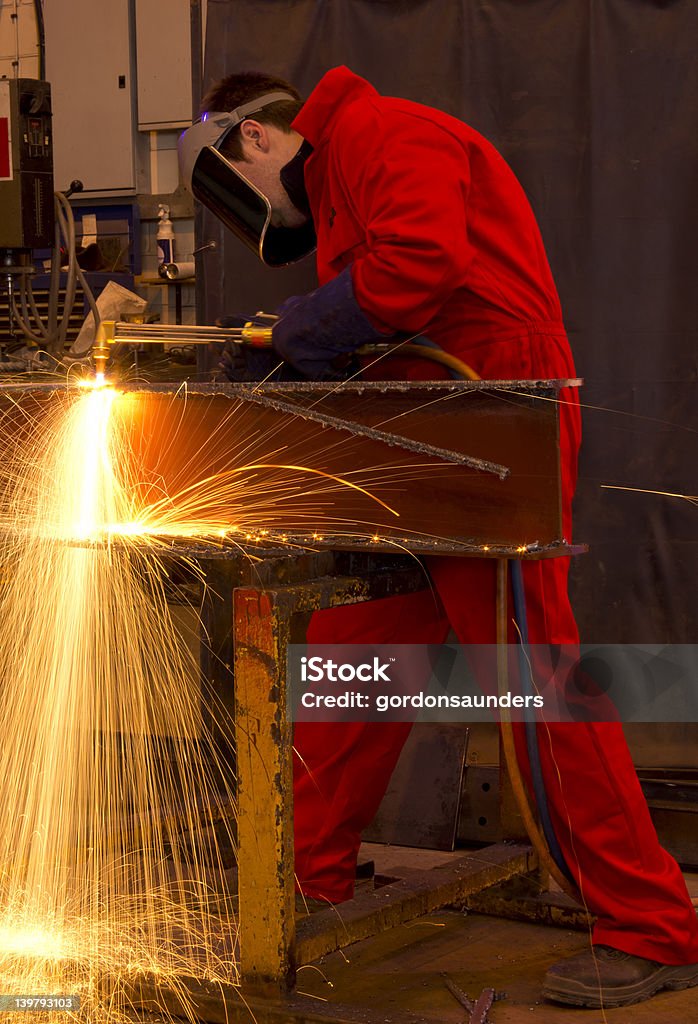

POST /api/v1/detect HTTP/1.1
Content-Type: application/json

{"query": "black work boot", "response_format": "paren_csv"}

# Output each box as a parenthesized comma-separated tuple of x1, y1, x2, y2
(543, 944, 698, 1008)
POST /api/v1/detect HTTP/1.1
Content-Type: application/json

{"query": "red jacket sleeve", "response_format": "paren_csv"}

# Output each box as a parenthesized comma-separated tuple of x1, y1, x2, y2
(332, 101, 476, 335)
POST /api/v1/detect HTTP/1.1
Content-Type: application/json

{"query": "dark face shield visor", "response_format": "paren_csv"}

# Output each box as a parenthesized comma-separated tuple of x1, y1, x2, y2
(178, 96, 316, 268)
(191, 146, 316, 267)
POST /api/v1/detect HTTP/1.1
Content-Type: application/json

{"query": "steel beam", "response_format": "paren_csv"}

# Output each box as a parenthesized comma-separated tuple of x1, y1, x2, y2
(233, 565, 429, 991)
(0, 380, 582, 556)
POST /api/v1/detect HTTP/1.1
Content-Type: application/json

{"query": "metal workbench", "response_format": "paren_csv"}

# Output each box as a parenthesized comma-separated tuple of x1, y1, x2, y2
(0, 378, 584, 1021)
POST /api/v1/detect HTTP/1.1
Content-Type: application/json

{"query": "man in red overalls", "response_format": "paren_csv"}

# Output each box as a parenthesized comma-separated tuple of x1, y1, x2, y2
(179, 67, 698, 1008)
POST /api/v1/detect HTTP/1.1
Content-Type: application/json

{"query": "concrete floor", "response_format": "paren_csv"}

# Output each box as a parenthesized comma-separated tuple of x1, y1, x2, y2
(297, 909, 697, 1023)
(291, 846, 698, 1023)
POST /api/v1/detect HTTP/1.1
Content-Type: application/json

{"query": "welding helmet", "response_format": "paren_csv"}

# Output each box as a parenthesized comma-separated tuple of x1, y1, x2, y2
(178, 93, 316, 268)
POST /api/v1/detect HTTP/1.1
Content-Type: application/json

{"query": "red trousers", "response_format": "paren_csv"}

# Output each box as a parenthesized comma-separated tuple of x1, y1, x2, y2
(293, 328, 698, 964)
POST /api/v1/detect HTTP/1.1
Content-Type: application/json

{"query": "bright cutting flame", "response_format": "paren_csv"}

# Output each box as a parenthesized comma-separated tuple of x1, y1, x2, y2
(66, 387, 117, 541)
(77, 372, 106, 390)
(0, 926, 66, 960)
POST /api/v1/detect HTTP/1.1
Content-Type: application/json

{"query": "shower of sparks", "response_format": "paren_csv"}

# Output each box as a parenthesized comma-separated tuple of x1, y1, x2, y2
(0, 378, 443, 1022)
(0, 382, 240, 1023)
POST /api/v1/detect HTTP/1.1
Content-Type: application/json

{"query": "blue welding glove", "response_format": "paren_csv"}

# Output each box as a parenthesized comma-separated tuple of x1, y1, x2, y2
(272, 266, 388, 381)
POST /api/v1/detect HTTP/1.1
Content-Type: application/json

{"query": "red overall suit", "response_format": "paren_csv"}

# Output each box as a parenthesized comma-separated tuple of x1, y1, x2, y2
(291, 67, 698, 964)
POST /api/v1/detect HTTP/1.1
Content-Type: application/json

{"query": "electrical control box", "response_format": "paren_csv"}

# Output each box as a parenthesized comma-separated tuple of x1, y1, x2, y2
(0, 78, 54, 249)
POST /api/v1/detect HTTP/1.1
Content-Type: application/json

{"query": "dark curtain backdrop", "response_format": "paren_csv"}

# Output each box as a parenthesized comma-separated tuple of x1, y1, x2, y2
(198, 0, 698, 644)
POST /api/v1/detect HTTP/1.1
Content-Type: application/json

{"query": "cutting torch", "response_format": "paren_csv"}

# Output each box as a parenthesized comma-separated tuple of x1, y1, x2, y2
(91, 314, 480, 381)
(91, 314, 277, 379)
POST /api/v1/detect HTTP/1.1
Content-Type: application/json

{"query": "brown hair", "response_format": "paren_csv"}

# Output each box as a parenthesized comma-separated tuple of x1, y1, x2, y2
(201, 71, 303, 162)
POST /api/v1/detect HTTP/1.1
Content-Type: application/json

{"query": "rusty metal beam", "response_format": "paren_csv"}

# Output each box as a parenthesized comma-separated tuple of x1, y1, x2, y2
(236, 388, 511, 477)
(233, 566, 430, 992)
(463, 874, 592, 931)
(295, 843, 537, 965)
(234, 588, 296, 993)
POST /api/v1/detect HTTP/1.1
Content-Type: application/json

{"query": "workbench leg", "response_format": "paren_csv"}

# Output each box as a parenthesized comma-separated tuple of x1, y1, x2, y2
(497, 559, 527, 841)
(231, 565, 431, 991)
(233, 589, 296, 992)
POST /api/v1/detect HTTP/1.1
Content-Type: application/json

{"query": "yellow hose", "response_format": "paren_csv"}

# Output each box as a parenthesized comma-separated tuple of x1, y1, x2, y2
(392, 343, 481, 380)
(499, 717, 580, 899)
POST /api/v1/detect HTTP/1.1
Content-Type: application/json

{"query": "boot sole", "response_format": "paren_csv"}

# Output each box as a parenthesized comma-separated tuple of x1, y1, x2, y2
(543, 964, 698, 1009)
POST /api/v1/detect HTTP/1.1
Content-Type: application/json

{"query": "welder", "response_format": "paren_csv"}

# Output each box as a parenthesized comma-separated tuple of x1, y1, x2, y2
(179, 67, 698, 1008)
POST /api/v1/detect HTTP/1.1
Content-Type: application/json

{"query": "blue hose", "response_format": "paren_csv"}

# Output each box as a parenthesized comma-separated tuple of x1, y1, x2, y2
(510, 560, 574, 881)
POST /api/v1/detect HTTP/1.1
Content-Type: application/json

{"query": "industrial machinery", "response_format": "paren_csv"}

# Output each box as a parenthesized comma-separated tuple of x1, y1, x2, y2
(0, 78, 54, 311)
(0, 78, 54, 255)
(0, 77, 98, 369)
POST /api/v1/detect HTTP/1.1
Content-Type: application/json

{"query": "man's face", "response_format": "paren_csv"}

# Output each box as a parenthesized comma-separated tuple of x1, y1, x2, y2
(230, 120, 308, 228)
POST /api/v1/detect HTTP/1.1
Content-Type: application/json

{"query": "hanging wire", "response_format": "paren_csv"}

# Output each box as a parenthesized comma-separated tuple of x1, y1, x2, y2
(10, 191, 100, 361)
(33, 0, 45, 79)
